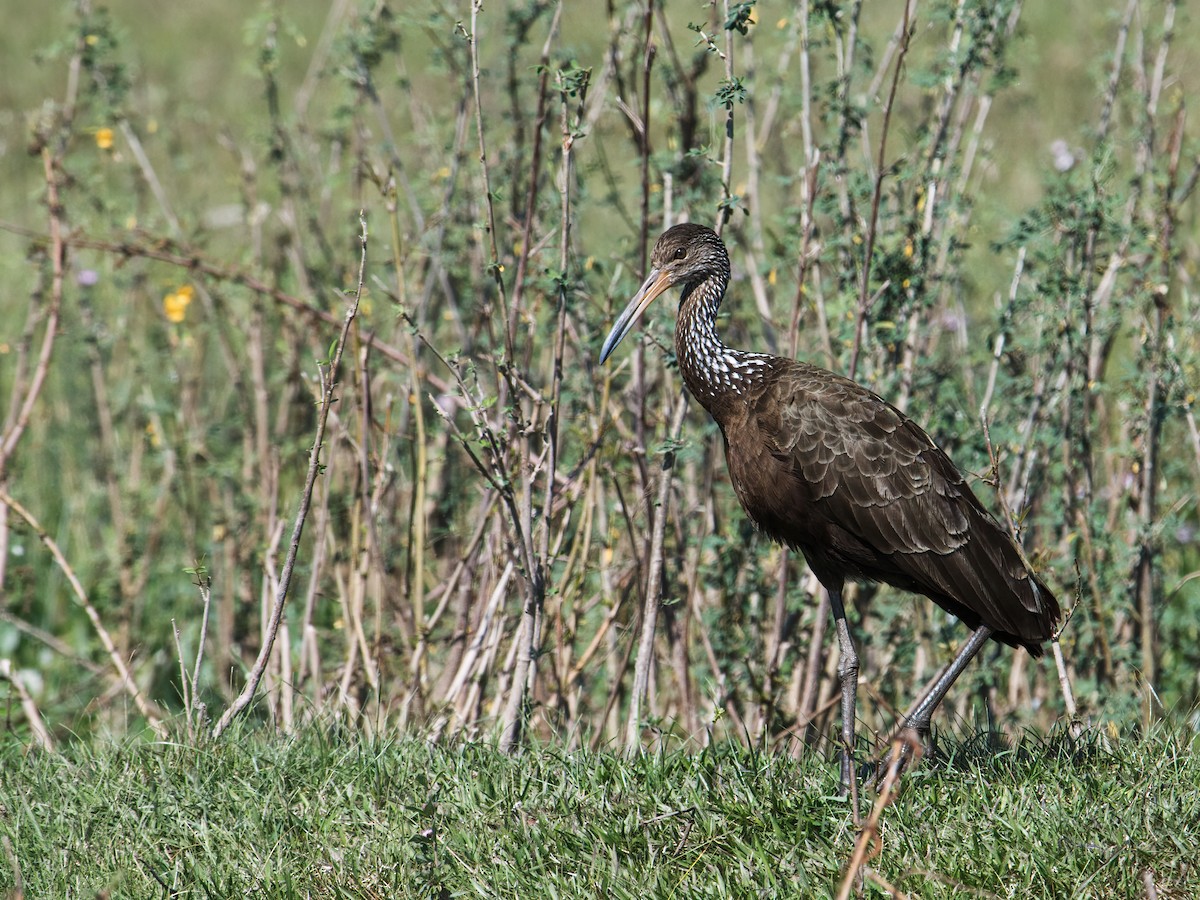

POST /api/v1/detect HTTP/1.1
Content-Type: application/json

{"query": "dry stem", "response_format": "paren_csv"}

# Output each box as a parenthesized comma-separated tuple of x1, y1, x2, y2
(211, 213, 368, 739)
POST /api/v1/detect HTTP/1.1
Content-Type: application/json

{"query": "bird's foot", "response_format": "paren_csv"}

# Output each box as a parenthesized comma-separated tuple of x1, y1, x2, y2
(870, 726, 926, 791)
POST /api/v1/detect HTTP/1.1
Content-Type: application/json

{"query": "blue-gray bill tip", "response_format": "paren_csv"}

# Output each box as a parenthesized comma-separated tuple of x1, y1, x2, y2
(598, 267, 674, 363)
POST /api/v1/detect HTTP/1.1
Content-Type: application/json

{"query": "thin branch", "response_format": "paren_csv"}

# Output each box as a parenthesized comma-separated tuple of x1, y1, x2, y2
(625, 390, 688, 753)
(0, 150, 65, 472)
(468, 0, 514, 366)
(848, 0, 912, 379)
(0, 659, 55, 752)
(0, 488, 164, 734)
(837, 729, 923, 900)
(212, 213, 368, 739)
(0, 224, 434, 387)
(190, 569, 214, 733)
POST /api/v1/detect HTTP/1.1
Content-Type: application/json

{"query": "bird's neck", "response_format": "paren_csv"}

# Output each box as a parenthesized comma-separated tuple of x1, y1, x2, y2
(674, 274, 772, 412)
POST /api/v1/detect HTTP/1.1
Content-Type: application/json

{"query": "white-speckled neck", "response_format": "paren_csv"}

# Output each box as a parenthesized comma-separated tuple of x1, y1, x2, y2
(675, 273, 773, 409)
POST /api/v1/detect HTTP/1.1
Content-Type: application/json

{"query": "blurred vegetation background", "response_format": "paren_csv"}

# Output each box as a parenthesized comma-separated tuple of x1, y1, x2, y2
(0, 0, 1197, 762)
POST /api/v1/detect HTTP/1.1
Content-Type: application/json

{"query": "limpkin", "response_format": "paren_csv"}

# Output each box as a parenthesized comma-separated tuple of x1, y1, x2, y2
(600, 222, 1060, 796)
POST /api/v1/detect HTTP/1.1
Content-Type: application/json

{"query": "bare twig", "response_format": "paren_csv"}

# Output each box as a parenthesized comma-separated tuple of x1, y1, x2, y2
(837, 729, 923, 900)
(626, 391, 688, 752)
(848, 0, 912, 379)
(0, 609, 103, 674)
(1, 835, 23, 899)
(467, 0, 513, 366)
(1131, 7, 1180, 695)
(716, 0, 737, 232)
(0, 150, 65, 474)
(184, 568, 214, 737)
(0, 658, 55, 752)
(1143, 868, 1159, 900)
(172, 620, 192, 741)
(0, 224, 432, 386)
(0, 489, 164, 734)
(507, 1, 562, 354)
(211, 213, 368, 739)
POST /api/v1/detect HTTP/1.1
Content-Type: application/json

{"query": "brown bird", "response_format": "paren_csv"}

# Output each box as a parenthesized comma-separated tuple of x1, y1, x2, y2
(600, 223, 1060, 797)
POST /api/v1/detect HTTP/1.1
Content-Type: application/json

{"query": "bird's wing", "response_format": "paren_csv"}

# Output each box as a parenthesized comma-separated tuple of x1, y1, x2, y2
(765, 367, 976, 558)
(751, 364, 1060, 647)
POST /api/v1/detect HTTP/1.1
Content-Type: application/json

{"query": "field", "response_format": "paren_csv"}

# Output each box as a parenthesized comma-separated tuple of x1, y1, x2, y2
(4, 725, 1199, 897)
(1, 0, 1199, 896)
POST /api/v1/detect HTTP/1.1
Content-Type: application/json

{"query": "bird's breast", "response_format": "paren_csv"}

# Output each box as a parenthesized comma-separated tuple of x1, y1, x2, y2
(718, 406, 826, 551)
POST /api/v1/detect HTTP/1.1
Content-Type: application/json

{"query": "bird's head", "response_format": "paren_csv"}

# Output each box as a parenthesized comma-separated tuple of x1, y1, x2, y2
(599, 223, 729, 363)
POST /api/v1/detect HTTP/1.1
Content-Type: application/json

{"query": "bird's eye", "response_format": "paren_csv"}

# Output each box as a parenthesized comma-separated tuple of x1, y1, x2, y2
(673, 247, 687, 260)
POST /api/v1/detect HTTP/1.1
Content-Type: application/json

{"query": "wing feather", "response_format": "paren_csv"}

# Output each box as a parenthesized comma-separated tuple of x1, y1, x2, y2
(744, 363, 1059, 648)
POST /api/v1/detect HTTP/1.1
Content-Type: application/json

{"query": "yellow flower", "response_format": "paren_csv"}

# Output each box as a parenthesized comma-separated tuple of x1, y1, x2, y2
(95, 127, 115, 150)
(163, 285, 195, 323)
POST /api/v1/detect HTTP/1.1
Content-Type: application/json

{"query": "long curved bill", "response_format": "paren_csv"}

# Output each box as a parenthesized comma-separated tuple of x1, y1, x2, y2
(599, 267, 675, 363)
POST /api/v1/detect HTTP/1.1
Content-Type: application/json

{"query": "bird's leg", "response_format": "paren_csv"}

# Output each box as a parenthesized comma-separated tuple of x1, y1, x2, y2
(827, 587, 860, 817)
(875, 624, 994, 783)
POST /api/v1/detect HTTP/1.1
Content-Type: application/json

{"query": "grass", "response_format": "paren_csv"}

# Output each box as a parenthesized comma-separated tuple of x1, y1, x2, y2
(1, 0, 1198, 749)
(2, 724, 1197, 898)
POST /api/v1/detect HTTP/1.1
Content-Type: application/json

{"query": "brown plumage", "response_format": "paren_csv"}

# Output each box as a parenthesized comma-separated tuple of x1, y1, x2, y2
(601, 222, 1060, 796)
